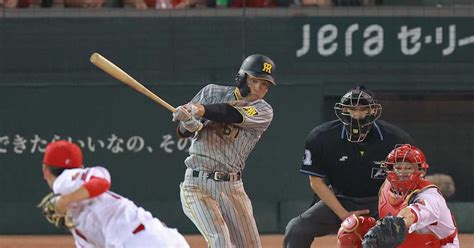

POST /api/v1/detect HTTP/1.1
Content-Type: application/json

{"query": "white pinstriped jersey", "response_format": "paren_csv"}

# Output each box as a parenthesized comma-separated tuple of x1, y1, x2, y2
(53, 167, 188, 248)
(185, 84, 273, 173)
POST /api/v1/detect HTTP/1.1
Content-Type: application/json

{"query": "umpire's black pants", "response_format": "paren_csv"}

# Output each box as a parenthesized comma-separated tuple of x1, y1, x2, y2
(283, 195, 378, 248)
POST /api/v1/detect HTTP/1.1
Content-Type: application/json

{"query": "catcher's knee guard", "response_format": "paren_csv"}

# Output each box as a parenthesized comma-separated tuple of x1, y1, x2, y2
(337, 215, 376, 248)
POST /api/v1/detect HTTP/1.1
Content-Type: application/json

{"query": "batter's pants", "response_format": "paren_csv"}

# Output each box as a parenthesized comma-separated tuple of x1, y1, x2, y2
(180, 169, 262, 248)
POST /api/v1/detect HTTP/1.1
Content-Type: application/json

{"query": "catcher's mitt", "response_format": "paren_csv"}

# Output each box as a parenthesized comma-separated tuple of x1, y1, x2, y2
(362, 216, 407, 248)
(37, 193, 74, 229)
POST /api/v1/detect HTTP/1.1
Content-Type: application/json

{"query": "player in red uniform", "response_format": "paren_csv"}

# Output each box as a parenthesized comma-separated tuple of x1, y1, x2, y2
(337, 144, 458, 248)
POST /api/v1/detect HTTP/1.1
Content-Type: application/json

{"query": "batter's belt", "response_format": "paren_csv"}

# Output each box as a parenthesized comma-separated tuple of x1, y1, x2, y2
(191, 169, 241, 182)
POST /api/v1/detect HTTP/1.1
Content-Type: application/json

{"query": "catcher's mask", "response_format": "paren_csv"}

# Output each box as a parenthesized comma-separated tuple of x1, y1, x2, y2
(382, 144, 429, 198)
(334, 85, 382, 142)
(235, 54, 276, 97)
(43, 140, 83, 169)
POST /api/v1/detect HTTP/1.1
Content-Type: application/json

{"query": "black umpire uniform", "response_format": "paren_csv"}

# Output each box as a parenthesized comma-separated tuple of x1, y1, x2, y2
(283, 85, 414, 248)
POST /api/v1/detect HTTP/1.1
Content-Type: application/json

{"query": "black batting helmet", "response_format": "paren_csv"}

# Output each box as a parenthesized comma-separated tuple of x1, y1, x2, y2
(235, 54, 276, 97)
(334, 85, 382, 142)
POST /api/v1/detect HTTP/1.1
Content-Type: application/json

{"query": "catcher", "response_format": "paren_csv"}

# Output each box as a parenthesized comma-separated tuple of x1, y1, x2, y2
(37, 140, 190, 248)
(337, 144, 459, 248)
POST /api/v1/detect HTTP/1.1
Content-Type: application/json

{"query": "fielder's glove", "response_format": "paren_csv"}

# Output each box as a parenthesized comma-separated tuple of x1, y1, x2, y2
(37, 193, 74, 230)
(181, 117, 203, 133)
(362, 216, 407, 248)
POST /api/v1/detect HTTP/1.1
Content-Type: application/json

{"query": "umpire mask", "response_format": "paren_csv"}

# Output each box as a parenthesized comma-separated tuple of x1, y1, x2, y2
(235, 54, 276, 97)
(334, 85, 382, 142)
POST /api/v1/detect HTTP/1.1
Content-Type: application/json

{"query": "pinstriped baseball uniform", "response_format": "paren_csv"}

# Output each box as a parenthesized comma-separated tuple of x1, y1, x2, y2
(180, 84, 273, 248)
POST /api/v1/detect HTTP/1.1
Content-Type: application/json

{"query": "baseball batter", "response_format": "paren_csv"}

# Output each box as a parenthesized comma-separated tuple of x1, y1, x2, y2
(337, 144, 459, 248)
(40, 140, 190, 248)
(171, 54, 276, 248)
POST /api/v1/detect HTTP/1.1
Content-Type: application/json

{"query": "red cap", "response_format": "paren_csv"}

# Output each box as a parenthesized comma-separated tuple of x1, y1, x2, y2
(43, 140, 83, 169)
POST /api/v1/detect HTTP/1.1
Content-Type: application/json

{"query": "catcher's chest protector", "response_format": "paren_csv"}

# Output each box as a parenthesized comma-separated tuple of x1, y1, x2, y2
(379, 182, 409, 217)
(379, 180, 436, 217)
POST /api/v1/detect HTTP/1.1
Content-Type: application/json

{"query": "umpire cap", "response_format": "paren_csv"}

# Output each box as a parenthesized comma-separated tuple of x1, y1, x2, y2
(43, 140, 83, 169)
(238, 54, 276, 85)
(339, 85, 376, 106)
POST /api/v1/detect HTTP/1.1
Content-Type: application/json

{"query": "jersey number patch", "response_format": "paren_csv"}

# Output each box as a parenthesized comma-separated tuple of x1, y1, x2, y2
(303, 149, 313, 166)
(223, 124, 240, 139)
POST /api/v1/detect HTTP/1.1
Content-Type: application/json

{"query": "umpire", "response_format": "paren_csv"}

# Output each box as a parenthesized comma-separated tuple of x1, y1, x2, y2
(283, 85, 414, 248)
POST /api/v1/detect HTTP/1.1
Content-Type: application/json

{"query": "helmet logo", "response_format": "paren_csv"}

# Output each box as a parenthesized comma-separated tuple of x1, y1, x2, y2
(262, 63, 272, 73)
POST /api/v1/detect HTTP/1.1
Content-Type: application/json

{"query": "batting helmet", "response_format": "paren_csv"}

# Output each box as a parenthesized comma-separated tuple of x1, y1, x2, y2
(334, 85, 382, 142)
(235, 54, 276, 97)
(382, 144, 429, 197)
(43, 140, 83, 169)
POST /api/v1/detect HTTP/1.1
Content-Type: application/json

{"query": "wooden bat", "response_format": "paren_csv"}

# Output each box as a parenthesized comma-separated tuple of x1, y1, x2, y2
(90, 53, 176, 113)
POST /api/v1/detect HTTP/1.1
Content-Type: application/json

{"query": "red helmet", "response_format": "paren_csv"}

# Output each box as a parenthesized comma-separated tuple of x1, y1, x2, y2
(382, 144, 429, 197)
(43, 140, 83, 169)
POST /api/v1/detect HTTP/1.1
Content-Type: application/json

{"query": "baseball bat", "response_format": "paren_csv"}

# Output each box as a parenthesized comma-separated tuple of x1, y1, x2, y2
(90, 53, 176, 113)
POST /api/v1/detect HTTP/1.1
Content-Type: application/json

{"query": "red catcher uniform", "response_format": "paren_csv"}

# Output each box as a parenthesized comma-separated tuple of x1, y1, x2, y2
(338, 144, 459, 248)
(378, 179, 459, 247)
